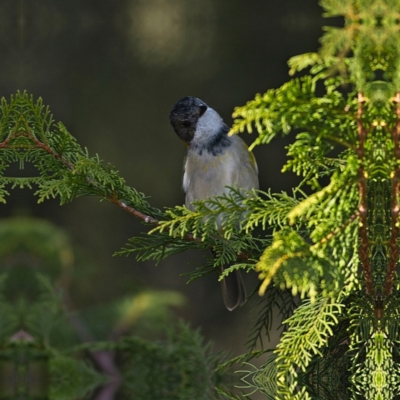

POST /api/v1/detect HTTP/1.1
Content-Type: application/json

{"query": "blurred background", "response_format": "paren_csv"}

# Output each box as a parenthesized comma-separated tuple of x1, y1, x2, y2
(0, 0, 325, 387)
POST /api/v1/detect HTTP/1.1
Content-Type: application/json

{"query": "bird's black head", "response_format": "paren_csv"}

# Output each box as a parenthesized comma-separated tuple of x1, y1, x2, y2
(169, 96, 208, 143)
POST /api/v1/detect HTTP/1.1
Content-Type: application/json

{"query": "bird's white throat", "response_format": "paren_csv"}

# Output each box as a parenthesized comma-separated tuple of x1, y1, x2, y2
(192, 107, 225, 148)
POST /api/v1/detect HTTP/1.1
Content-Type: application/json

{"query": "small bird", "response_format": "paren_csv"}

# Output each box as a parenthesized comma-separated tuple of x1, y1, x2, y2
(169, 96, 259, 310)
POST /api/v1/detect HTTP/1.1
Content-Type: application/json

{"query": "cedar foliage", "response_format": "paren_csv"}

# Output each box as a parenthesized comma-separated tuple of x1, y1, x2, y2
(0, 217, 225, 399)
(0, 0, 400, 399)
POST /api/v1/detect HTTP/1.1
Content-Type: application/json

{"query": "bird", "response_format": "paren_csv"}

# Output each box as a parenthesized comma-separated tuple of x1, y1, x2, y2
(169, 96, 259, 310)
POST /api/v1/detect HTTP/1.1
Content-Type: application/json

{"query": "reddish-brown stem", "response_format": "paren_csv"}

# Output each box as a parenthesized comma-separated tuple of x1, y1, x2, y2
(0, 135, 14, 148)
(317, 213, 358, 246)
(356, 93, 375, 297)
(385, 93, 400, 296)
(109, 197, 159, 225)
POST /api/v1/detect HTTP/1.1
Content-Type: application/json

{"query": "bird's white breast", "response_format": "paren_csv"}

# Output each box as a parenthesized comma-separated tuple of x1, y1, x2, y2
(183, 135, 258, 210)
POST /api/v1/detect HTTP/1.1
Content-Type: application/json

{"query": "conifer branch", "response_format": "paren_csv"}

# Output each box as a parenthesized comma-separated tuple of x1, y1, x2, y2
(356, 92, 375, 297)
(32, 132, 162, 226)
(385, 92, 400, 297)
(313, 212, 358, 246)
(1, 127, 163, 229)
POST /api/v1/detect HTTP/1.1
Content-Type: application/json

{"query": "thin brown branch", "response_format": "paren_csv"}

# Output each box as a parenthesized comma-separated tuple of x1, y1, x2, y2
(109, 196, 159, 225)
(356, 92, 375, 297)
(315, 212, 358, 246)
(0, 135, 14, 148)
(32, 133, 163, 225)
(31, 134, 75, 170)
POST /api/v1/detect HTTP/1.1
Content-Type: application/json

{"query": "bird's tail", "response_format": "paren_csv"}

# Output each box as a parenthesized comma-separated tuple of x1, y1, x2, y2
(219, 265, 246, 311)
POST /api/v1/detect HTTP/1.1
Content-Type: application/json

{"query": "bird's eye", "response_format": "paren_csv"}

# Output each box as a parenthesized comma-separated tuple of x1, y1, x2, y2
(182, 121, 191, 128)
(199, 105, 207, 116)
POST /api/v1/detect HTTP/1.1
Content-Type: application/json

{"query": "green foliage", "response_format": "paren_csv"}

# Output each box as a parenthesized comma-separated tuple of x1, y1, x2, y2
(48, 355, 105, 400)
(0, 92, 162, 218)
(0, 275, 19, 341)
(223, 1, 400, 398)
(116, 322, 225, 400)
(246, 288, 296, 353)
(1, 0, 400, 398)
(231, 76, 357, 152)
(0, 218, 228, 399)
(350, 331, 400, 400)
(274, 297, 344, 398)
(140, 0, 400, 397)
